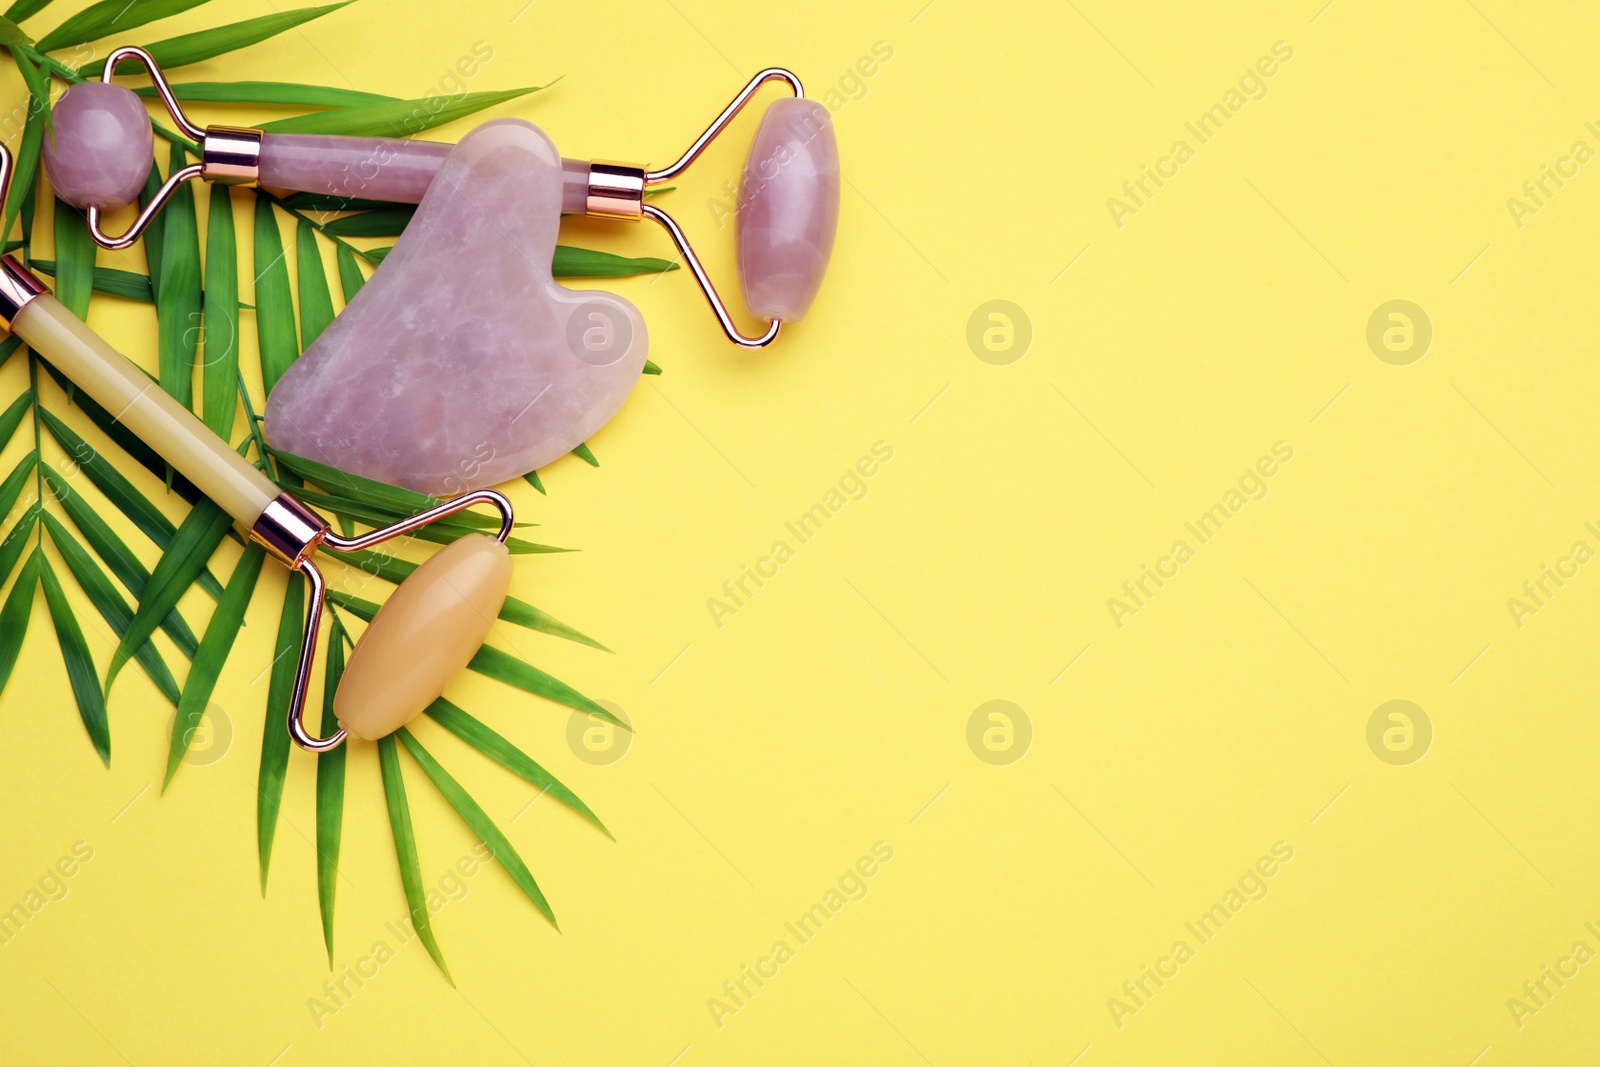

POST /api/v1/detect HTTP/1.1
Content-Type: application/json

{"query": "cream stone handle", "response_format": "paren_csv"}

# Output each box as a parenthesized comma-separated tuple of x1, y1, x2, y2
(10, 294, 280, 527)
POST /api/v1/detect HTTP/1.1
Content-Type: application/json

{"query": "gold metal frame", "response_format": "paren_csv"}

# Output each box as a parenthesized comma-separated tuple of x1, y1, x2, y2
(575, 68, 804, 348)
(253, 489, 516, 752)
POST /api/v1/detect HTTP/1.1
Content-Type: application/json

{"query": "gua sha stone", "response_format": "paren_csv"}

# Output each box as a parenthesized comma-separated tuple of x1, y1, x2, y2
(48, 52, 838, 346)
(42, 82, 152, 210)
(264, 118, 648, 495)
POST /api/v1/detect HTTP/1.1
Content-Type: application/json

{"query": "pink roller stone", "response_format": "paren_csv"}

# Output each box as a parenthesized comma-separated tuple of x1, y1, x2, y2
(736, 98, 839, 322)
(41, 82, 153, 211)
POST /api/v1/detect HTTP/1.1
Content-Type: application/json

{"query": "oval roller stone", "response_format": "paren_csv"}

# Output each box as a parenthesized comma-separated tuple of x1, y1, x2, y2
(264, 118, 648, 494)
(333, 534, 512, 740)
(736, 98, 840, 323)
(42, 82, 153, 211)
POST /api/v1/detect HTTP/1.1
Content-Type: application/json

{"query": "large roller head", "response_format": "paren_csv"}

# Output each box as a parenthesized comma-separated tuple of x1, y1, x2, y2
(333, 534, 512, 740)
(735, 97, 839, 324)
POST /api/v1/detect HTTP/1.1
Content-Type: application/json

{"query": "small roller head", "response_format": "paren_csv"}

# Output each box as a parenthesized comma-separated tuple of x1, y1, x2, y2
(42, 82, 153, 211)
(333, 533, 512, 740)
(736, 97, 839, 323)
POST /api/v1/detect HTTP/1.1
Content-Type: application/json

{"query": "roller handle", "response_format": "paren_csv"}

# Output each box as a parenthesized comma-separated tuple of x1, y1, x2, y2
(258, 133, 593, 213)
(9, 292, 280, 528)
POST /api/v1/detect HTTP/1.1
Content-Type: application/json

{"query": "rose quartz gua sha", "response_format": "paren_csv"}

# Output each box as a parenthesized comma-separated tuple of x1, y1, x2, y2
(48, 47, 840, 346)
(266, 118, 649, 493)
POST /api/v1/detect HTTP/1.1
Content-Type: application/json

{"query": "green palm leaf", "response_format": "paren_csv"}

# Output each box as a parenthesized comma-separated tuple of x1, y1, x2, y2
(164, 544, 263, 789)
(260, 84, 549, 138)
(138, 162, 165, 300)
(325, 586, 603, 658)
(36, 0, 216, 52)
(252, 193, 298, 392)
(282, 193, 397, 214)
(43, 511, 181, 705)
(11, 46, 49, 137)
(397, 727, 556, 928)
(105, 495, 232, 695)
(136, 80, 396, 108)
(36, 407, 224, 599)
(425, 699, 609, 838)
(359, 244, 681, 279)
(468, 644, 625, 725)
(77, 2, 353, 76)
(0, 546, 40, 695)
(37, 407, 173, 544)
(552, 247, 678, 278)
(2, 103, 41, 245)
(494, 597, 609, 652)
(378, 734, 451, 983)
(0, 387, 34, 454)
(200, 184, 237, 438)
(294, 218, 334, 347)
(320, 207, 413, 238)
(3, 2, 55, 25)
(324, 562, 603, 648)
(0, 506, 38, 589)
(29, 259, 155, 302)
(38, 551, 110, 764)
(51, 197, 94, 320)
(41, 465, 200, 654)
(257, 572, 300, 891)
(334, 243, 364, 302)
(270, 449, 439, 514)
(156, 141, 201, 409)
(0, 446, 36, 517)
(315, 615, 347, 963)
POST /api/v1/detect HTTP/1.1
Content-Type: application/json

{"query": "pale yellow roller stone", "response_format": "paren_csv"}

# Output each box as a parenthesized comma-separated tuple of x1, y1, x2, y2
(334, 533, 511, 740)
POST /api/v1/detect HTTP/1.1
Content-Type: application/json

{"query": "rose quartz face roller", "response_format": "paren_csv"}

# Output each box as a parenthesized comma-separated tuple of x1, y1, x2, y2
(0, 148, 515, 753)
(46, 46, 841, 347)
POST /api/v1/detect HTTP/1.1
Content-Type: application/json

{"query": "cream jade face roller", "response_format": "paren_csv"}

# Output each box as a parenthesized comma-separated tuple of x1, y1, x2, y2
(0, 144, 514, 754)
(45, 47, 841, 347)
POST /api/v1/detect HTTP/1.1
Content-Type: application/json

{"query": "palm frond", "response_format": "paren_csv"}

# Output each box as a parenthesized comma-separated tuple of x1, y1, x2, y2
(0, 1, 626, 975)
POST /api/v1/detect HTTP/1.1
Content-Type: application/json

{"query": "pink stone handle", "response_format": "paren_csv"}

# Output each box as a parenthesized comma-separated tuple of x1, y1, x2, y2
(733, 99, 839, 324)
(258, 132, 591, 212)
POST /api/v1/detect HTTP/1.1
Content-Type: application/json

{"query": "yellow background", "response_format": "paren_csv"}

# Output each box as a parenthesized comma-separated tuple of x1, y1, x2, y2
(1, 0, 1597, 1063)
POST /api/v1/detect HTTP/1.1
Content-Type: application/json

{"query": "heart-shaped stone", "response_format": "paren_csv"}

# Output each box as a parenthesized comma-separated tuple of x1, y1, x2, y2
(264, 118, 648, 495)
